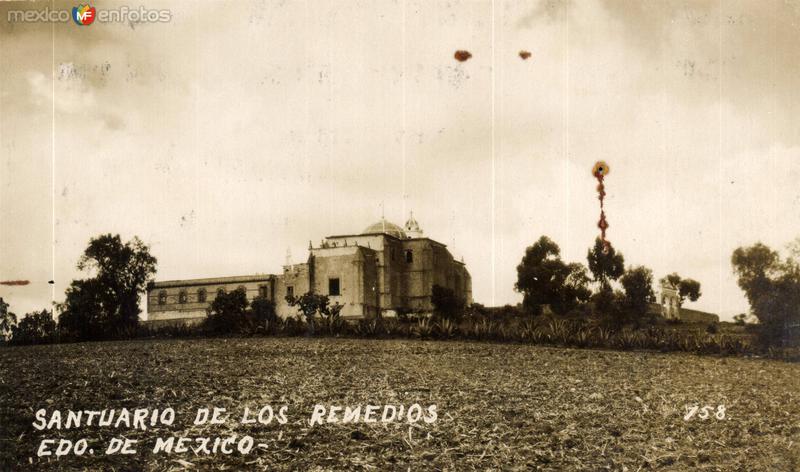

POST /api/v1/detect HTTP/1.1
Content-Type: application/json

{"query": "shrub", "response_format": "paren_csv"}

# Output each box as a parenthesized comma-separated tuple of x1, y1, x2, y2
(318, 316, 347, 336)
(252, 296, 278, 326)
(431, 285, 466, 322)
(10, 310, 57, 345)
(204, 288, 252, 334)
(282, 316, 307, 337)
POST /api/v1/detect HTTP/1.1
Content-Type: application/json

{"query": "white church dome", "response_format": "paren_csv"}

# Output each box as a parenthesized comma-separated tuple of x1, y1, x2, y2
(362, 219, 407, 239)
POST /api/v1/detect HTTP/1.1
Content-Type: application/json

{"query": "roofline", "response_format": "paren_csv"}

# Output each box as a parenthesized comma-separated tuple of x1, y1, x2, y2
(325, 233, 448, 247)
(149, 274, 276, 289)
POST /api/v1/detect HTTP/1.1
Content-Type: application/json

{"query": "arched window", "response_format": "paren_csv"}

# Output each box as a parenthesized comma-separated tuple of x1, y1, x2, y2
(405, 250, 413, 263)
(237, 285, 247, 295)
(217, 287, 226, 299)
(178, 290, 188, 304)
(158, 290, 167, 305)
(197, 288, 207, 303)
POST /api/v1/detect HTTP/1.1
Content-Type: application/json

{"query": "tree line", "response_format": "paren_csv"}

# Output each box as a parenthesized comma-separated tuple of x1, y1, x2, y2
(511, 236, 702, 330)
(0, 232, 798, 350)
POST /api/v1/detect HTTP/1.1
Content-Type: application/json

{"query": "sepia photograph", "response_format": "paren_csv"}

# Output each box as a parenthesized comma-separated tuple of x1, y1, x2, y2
(1, 0, 800, 470)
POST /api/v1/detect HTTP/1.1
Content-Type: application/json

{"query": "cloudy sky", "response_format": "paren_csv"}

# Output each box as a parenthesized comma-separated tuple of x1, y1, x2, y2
(1, 0, 799, 320)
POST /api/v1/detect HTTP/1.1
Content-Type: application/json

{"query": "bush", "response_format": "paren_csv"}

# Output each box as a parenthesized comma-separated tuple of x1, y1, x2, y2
(10, 310, 57, 345)
(431, 285, 466, 322)
(204, 288, 252, 334)
(251, 296, 278, 326)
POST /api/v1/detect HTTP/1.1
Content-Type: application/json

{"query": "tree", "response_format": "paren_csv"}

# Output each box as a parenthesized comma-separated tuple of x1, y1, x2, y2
(318, 299, 343, 322)
(0, 297, 17, 340)
(620, 266, 656, 324)
(733, 313, 751, 325)
(678, 279, 702, 303)
(251, 295, 278, 327)
(431, 284, 466, 321)
(59, 234, 157, 340)
(587, 238, 625, 288)
(660, 272, 702, 306)
(10, 310, 57, 345)
(731, 242, 800, 346)
(58, 278, 114, 341)
(552, 263, 592, 315)
(516, 236, 589, 316)
(286, 292, 333, 335)
(731, 243, 781, 308)
(205, 288, 250, 333)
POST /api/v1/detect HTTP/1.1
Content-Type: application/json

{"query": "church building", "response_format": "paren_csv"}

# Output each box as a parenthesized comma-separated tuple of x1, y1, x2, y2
(146, 215, 472, 325)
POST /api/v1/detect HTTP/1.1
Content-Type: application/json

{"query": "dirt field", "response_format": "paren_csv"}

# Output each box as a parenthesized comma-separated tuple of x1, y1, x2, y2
(1, 337, 799, 471)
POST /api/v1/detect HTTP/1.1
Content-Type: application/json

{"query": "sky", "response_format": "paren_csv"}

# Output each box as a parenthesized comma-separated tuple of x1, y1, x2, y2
(1, 0, 799, 321)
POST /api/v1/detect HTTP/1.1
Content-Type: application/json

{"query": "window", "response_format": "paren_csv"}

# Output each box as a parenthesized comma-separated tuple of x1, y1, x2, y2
(286, 286, 294, 298)
(198, 288, 207, 303)
(258, 285, 269, 298)
(178, 290, 188, 304)
(158, 290, 167, 305)
(405, 250, 413, 263)
(237, 285, 247, 294)
(217, 287, 226, 299)
(329, 278, 340, 296)
(391, 248, 396, 261)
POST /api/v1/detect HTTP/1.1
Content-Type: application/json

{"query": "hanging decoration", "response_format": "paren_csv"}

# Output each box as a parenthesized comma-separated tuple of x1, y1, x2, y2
(592, 161, 611, 254)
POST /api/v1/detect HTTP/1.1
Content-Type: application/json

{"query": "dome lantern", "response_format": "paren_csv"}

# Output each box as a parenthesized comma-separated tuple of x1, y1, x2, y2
(404, 211, 423, 238)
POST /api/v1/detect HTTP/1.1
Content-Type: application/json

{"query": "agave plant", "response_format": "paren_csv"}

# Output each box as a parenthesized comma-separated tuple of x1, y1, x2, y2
(518, 320, 536, 343)
(464, 319, 494, 341)
(699, 335, 721, 355)
(354, 319, 380, 337)
(592, 327, 613, 348)
(496, 323, 513, 342)
(546, 319, 575, 346)
(679, 334, 701, 353)
(572, 328, 592, 348)
(412, 318, 434, 339)
(319, 316, 347, 336)
(613, 329, 640, 351)
(434, 319, 458, 339)
(643, 327, 666, 350)
(531, 326, 549, 344)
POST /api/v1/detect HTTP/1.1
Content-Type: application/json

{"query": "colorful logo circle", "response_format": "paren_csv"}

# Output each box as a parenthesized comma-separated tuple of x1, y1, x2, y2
(72, 4, 96, 25)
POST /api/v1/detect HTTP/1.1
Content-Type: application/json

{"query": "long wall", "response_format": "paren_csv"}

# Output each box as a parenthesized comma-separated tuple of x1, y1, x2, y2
(147, 275, 277, 322)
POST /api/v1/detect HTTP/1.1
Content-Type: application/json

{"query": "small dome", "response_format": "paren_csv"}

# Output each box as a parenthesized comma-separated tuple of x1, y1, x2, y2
(404, 211, 423, 237)
(362, 219, 407, 239)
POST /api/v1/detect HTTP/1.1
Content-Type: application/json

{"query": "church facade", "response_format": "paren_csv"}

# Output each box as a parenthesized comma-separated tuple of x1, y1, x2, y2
(146, 215, 472, 325)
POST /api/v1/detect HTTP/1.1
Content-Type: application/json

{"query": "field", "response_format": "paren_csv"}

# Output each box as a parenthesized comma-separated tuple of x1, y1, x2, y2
(1, 338, 799, 471)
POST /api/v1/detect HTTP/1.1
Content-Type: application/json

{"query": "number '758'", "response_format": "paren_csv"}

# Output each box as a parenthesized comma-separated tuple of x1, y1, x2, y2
(684, 405, 726, 421)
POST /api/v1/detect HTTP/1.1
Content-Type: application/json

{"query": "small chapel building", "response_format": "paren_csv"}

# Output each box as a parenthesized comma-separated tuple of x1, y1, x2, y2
(146, 215, 472, 325)
(654, 279, 718, 324)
